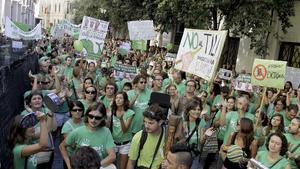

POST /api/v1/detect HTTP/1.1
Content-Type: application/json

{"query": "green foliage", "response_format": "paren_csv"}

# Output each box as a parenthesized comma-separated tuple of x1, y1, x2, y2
(73, 0, 295, 57)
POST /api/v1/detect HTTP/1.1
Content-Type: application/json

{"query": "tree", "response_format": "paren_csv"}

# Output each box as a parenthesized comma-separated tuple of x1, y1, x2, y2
(155, 0, 295, 57)
(73, 0, 295, 57)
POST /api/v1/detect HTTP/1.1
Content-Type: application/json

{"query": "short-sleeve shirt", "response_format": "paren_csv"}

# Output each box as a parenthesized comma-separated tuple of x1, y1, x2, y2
(223, 111, 255, 144)
(128, 130, 165, 169)
(112, 109, 135, 143)
(13, 144, 37, 169)
(256, 151, 289, 169)
(127, 88, 151, 133)
(61, 119, 84, 135)
(284, 133, 300, 169)
(65, 126, 115, 159)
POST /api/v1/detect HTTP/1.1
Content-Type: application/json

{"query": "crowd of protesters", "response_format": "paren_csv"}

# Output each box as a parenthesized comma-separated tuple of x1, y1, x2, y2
(6, 33, 300, 169)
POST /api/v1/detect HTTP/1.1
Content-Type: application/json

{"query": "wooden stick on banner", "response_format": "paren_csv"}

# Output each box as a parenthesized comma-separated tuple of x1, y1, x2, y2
(259, 87, 267, 112)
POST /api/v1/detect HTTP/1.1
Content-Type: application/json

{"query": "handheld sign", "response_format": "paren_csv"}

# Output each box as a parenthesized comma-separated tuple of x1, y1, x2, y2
(251, 59, 287, 89)
(174, 29, 227, 81)
(234, 74, 253, 92)
(127, 20, 155, 40)
(113, 63, 137, 81)
(218, 68, 232, 80)
(79, 16, 109, 60)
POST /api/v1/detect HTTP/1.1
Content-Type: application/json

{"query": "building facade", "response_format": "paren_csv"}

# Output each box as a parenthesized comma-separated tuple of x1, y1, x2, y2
(0, 0, 36, 31)
(38, 0, 75, 29)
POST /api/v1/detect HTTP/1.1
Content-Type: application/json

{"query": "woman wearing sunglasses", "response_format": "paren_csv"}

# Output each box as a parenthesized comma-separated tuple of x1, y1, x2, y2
(61, 101, 85, 139)
(79, 86, 98, 114)
(8, 112, 49, 169)
(60, 102, 116, 169)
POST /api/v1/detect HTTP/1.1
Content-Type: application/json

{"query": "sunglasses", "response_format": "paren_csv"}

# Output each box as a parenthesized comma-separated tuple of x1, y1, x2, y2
(42, 81, 50, 84)
(85, 90, 96, 94)
(72, 109, 83, 112)
(87, 114, 104, 121)
(139, 81, 147, 84)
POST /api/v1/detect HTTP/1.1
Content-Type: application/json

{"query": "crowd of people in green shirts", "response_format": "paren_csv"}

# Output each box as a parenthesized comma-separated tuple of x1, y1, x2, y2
(7, 33, 300, 169)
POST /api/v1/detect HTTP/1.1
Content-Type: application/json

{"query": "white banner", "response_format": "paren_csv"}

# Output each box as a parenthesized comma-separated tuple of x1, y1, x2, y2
(175, 29, 227, 81)
(5, 17, 42, 40)
(51, 19, 81, 38)
(127, 20, 155, 40)
(285, 66, 300, 89)
(79, 16, 109, 60)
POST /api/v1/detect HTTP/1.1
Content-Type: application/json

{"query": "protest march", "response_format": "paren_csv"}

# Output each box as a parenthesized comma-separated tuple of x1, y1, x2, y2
(1, 4, 300, 169)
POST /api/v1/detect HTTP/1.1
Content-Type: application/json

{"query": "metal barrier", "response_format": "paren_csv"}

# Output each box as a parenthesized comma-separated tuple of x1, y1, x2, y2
(0, 53, 39, 168)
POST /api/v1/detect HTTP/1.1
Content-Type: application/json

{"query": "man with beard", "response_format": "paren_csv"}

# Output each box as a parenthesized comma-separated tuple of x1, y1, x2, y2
(127, 104, 165, 169)
(285, 117, 300, 169)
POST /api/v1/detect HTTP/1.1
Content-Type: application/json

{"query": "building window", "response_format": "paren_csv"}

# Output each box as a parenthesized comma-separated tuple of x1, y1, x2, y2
(279, 42, 300, 68)
(59, 3, 61, 13)
(55, 4, 57, 12)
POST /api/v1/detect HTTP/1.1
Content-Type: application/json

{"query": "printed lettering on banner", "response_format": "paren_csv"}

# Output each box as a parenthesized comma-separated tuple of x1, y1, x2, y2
(174, 29, 227, 81)
(79, 16, 109, 60)
(251, 59, 287, 89)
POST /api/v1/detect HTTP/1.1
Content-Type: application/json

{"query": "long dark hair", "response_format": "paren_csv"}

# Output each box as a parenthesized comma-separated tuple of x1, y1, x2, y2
(110, 92, 130, 132)
(265, 114, 285, 136)
(266, 132, 288, 156)
(7, 115, 27, 169)
(230, 117, 254, 155)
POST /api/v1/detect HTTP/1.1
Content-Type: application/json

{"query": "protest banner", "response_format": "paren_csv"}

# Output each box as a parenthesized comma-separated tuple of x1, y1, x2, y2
(113, 63, 137, 81)
(51, 19, 81, 38)
(119, 42, 131, 56)
(251, 59, 287, 89)
(285, 66, 300, 89)
(5, 17, 42, 40)
(218, 68, 232, 80)
(165, 53, 177, 61)
(79, 16, 109, 60)
(131, 40, 147, 51)
(174, 29, 227, 81)
(127, 20, 155, 40)
(234, 74, 253, 92)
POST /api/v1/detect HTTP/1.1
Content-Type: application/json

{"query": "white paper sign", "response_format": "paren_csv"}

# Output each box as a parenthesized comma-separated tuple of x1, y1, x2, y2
(285, 66, 300, 89)
(5, 17, 42, 40)
(218, 68, 232, 80)
(234, 74, 253, 92)
(175, 29, 227, 81)
(127, 20, 155, 40)
(12, 41, 23, 49)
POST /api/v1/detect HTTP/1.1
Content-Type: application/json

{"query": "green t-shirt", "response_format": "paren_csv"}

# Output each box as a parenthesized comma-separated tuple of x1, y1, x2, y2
(186, 120, 206, 146)
(212, 95, 222, 108)
(112, 109, 135, 143)
(99, 96, 113, 110)
(63, 66, 73, 81)
(175, 81, 186, 96)
(284, 133, 300, 169)
(214, 110, 227, 140)
(256, 151, 289, 169)
(13, 144, 37, 169)
(66, 126, 115, 159)
(223, 111, 255, 144)
(129, 130, 165, 169)
(280, 112, 291, 129)
(61, 119, 84, 135)
(127, 88, 151, 133)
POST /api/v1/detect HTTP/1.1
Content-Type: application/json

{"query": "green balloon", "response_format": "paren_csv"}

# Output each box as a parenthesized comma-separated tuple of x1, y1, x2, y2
(74, 40, 84, 52)
(166, 43, 173, 51)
